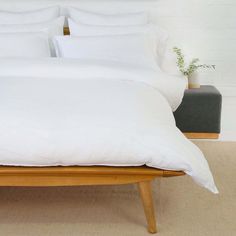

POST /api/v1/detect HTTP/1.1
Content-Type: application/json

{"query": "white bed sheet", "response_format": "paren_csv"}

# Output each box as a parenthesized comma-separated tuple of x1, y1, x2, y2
(0, 58, 218, 193)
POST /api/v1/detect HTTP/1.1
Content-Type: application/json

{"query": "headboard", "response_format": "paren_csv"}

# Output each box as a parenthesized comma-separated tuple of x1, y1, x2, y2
(63, 27, 70, 35)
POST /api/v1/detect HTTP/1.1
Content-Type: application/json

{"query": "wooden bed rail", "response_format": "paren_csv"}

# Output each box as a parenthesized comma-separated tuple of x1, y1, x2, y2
(0, 166, 184, 187)
(0, 165, 184, 234)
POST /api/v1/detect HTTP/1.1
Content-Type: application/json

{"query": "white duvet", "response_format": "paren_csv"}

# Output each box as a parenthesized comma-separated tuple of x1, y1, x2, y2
(0, 58, 218, 193)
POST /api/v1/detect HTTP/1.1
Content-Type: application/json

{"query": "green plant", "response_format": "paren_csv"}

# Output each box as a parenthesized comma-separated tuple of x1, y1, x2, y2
(173, 47, 215, 78)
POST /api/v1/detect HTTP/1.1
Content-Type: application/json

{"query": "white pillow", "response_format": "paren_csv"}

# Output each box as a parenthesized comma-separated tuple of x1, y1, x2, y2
(68, 18, 168, 64)
(0, 6, 60, 24)
(68, 7, 148, 26)
(0, 32, 51, 58)
(53, 34, 160, 70)
(0, 16, 64, 35)
(0, 16, 65, 56)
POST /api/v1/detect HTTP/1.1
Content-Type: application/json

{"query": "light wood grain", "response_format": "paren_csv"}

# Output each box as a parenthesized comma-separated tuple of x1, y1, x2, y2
(184, 132, 219, 139)
(0, 166, 184, 187)
(64, 27, 70, 35)
(138, 181, 157, 234)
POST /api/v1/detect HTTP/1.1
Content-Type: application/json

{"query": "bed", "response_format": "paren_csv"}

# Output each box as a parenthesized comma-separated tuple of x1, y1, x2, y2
(0, 4, 218, 234)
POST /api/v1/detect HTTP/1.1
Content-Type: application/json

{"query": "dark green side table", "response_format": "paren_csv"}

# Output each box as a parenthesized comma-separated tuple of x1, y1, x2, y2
(174, 85, 222, 139)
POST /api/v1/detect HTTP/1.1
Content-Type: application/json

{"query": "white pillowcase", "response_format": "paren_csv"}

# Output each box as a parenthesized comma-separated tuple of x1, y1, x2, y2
(68, 7, 148, 26)
(53, 34, 160, 70)
(0, 16, 64, 35)
(68, 18, 168, 64)
(0, 16, 65, 56)
(0, 6, 60, 24)
(0, 32, 51, 58)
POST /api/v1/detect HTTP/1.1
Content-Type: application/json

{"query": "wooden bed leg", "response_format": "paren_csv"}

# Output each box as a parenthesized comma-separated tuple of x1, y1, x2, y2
(138, 181, 157, 234)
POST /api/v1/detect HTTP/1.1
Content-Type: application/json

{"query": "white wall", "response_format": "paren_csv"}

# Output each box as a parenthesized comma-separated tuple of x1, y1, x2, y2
(0, 0, 235, 139)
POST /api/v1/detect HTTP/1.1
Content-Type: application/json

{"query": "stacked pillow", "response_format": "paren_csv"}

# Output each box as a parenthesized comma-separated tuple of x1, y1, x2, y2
(0, 6, 64, 58)
(0, 6, 170, 68)
(0, 6, 60, 24)
(53, 7, 169, 69)
(67, 7, 148, 26)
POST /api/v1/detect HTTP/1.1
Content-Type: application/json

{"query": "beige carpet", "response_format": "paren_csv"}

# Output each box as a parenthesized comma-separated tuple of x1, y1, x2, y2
(0, 141, 235, 236)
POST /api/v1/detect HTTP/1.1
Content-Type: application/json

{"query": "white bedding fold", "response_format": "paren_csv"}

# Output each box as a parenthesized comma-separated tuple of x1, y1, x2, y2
(0, 58, 217, 193)
(0, 58, 186, 111)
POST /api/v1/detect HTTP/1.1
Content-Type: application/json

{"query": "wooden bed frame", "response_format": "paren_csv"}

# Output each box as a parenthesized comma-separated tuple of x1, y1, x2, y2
(0, 26, 187, 234)
(0, 26, 211, 234)
(0, 25, 214, 234)
(0, 165, 184, 233)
